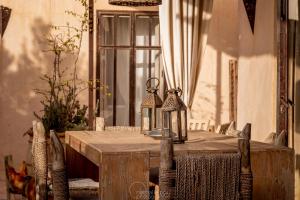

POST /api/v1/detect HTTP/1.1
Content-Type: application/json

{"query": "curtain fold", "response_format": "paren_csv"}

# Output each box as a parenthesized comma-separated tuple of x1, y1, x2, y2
(159, 0, 213, 108)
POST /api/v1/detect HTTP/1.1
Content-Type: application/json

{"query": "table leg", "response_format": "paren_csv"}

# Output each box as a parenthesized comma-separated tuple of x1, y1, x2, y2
(99, 152, 150, 200)
(66, 144, 99, 181)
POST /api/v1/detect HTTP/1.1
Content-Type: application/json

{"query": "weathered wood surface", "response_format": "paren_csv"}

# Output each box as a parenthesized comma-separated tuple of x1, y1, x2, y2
(99, 152, 149, 200)
(229, 59, 238, 124)
(239, 137, 253, 200)
(159, 138, 175, 200)
(50, 130, 69, 200)
(65, 130, 294, 200)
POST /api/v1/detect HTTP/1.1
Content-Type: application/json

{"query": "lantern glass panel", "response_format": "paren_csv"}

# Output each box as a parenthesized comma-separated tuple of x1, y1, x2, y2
(162, 112, 170, 137)
(155, 107, 161, 129)
(171, 111, 179, 139)
(181, 110, 187, 138)
(142, 108, 151, 131)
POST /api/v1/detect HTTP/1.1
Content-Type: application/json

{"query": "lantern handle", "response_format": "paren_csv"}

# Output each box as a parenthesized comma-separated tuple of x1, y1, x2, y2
(176, 87, 183, 97)
(165, 87, 183, 97)
(146, 77, 160, 90)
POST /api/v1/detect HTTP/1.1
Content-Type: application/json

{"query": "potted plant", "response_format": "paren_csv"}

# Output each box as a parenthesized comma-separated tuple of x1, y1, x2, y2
(33, 0, 90, 137)
(24, 0, 108, 138)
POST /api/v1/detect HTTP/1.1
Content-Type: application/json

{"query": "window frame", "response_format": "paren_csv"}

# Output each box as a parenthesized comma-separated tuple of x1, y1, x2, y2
(96, 10, 161, 126)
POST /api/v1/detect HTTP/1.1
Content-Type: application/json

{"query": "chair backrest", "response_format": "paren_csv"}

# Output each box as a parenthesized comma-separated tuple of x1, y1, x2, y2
(32, 120, 48, 200)
(264, 132, 277, 144)
(159, 123, 253, 200)
(105, 126, 140, 132)
(274, 130, 287, 146)
(50, 130, 70, 199)
(264, 130, 287, 147)
(216, 122, 231, 135)
(188, 119, 211, 131)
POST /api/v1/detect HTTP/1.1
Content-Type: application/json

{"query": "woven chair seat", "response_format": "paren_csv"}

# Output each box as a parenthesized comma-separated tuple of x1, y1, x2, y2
(68, 179, 99, 199)
(69, 178, 98, 190)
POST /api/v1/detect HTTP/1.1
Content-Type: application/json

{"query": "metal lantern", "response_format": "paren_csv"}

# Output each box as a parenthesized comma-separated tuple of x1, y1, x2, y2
(140, 78, 163, 135)
(161, 88, 187, 143)
(108, 0, 162, 6)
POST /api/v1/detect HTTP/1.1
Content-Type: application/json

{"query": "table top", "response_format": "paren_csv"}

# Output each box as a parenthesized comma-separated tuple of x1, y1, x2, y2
(65, 130, 290, 166)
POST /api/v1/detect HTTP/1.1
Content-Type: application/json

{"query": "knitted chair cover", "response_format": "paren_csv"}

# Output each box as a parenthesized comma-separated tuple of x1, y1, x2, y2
(32, 121, 48, 200)
(175, 153, 241, 200)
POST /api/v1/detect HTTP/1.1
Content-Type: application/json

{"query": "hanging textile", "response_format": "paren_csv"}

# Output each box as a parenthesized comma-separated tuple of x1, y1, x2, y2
(159, 0, 213, 108)
(289, 0, 299, 21)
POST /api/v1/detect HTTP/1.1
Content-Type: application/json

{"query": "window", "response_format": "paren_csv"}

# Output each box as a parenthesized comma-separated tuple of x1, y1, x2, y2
(96, 11, 163, 126)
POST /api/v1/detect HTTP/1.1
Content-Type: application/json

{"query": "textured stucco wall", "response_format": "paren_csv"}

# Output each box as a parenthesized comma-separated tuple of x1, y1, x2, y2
(190, 0, 239, 126)
(236, 0, 277, 141)
(191, 0, 277, 143)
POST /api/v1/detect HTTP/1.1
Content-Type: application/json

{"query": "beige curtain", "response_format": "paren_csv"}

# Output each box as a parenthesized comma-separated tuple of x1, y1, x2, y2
(159, 0, 213, 108)
(289, 0, 299, 20)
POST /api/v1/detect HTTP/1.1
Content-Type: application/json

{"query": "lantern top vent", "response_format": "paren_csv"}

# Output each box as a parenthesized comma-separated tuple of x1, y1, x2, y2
(161, 88, 187, 112)
(141, 78, 163, 108)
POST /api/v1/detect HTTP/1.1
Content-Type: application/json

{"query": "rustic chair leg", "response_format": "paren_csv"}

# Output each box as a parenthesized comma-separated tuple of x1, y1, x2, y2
(50, 130, 70, 200)
(159, 138, 175, 200)
(238, 124, 253, 200)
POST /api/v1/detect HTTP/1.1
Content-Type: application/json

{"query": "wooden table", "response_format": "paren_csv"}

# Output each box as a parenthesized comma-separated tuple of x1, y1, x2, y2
(65, 130, 294, 200)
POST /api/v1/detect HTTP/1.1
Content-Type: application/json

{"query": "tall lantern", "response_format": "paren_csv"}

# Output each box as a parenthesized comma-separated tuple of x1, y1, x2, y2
(161, 88, 187, 143)
(140, 78, 163, 134)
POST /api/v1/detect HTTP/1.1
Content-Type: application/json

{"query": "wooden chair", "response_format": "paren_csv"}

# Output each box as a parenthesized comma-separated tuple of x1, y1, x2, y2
(264, 130, 287, 146)
(188, 119, 213, 131)
(216, 121, 235, 135)
(50, 130, 99, 199)
(4, 155, 24, 200)
(159, 123, 253, 200)
(31, 121, 99, 199)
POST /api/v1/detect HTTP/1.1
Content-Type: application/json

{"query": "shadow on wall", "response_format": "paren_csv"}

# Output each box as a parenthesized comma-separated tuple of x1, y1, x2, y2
(0, 18, 80, 165)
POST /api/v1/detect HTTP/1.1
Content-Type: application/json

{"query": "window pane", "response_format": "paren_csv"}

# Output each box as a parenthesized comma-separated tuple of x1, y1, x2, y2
(116, 15, 130, 46)
(136, 16, 150, 46)
(135, 50, 150, 125)
(151, 17, 160, 46)
(100, 49, 114, 125)
(100, 15, 114, 46)
(116, 50, 130, 125)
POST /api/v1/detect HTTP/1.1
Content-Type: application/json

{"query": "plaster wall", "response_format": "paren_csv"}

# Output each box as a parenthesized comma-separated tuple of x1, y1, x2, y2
(190, 0, 239, 126)
(191, 0, 277, 143)
(236, 0, 277, 141)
